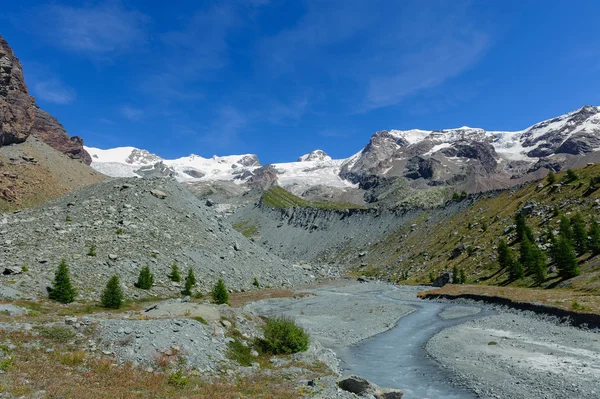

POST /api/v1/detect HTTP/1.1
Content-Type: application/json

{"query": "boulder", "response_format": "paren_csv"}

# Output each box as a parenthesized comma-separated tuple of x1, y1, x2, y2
(338, 375, 403, 399)
(451, 243, 466, 259)
(2, 266, 22, 275)
(150, 189, 168, 199)
(432, 271, 452, 287)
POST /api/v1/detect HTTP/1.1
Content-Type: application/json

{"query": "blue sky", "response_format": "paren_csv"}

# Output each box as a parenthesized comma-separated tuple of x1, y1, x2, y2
(2, 0, 600, 163)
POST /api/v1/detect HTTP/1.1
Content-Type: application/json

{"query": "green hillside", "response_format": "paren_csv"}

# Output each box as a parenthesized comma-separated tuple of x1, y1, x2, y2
(262, 186, 366, 210)
(349, 164, 600, 294)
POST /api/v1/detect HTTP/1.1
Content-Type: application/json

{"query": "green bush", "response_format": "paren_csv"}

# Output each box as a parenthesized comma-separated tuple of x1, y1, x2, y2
(168, 261, 182, 282)
(256, 316, 309, 355)
(48, 258, 77, 304)
(36, 325, 76, 343)
(227, 339, 255, 366)
(212, 279, 229, 305)
(136, 265, 154, 290)
(101, 275, 124, 309)
(253, 277, 260, 288)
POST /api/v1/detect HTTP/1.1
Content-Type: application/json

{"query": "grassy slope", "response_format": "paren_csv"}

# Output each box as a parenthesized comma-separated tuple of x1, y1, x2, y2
(350, 164, 600, 294)
(262, 186, 366, 210)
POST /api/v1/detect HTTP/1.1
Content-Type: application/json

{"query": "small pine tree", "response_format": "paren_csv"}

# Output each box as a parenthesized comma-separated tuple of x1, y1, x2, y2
(565, 169, 578, 182)
(136, 265, 154, 290)
(181, 268, 196, 296)
(253, 277, 260, 288)
(546, 170, 556, 185)
(531, 246, 547, 285)
(552, 205, 560, 218)
(212, 279, 229, 305)
(571, 213, 588, 255)
(589, 218, 600, 255)
(555, 236, 580, 278)
(559, 216, 573, 242)
(498, 239, 524, 279)
(452, 265, 459, 284)
(497, 239, 511, 268)
(49, 258, 77, 304)
(101, 275, 124, 309)
(168, 261, 181, 282)
(515, 214, 533, 242)
(459, 269, 466, 284)
(519, 235, 535, 273)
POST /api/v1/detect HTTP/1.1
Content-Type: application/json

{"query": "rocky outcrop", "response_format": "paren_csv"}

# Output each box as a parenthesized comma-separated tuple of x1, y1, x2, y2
(441, 142, 498, 173)
(404, 156, 442, 180)
(246, 164, 279, 190)
(236, 154, 260, 167)
(0, 35, 35, 147)
(32, 107, 92, 164)
(0, 34, 91, 163)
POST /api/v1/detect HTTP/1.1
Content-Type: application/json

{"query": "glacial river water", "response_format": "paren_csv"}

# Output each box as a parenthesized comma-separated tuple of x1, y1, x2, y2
(336, 291, 493, 399)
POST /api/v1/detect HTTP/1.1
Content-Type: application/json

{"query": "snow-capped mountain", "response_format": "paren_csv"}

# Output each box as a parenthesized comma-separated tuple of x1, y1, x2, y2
(87, 106, 600, 199)
(86, 146, 354, 193)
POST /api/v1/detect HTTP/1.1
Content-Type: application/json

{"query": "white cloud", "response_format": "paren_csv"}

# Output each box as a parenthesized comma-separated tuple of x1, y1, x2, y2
(29, 1, 149, 60)
(121, 105, 144, 121)
(32, 78, 76, 105)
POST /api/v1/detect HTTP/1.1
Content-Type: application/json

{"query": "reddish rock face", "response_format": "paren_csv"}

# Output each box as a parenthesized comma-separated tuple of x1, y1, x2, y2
(0, 34, 91, 164)
(33, 107, 92, 165)
(0, 35, 36, 146)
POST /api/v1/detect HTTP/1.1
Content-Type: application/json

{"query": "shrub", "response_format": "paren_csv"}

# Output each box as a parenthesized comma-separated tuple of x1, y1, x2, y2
(101, 275, 124, 309)
(546, 170, 556, 185)
(48, 258, 77, 304)
(36, 325, 76, 343)
(256, 316, 309, 355)
(65, 216, 72, 222)
(87, 244, 97, 257)
(212, 279, 229, 305)
(253, 277, 260, 288)
(136, 265, 154, 290)
(168, 261, 182, 282)
(181, 268, 196, 296)
(227, 339, 255, 366)
(167, 369, 189, 387)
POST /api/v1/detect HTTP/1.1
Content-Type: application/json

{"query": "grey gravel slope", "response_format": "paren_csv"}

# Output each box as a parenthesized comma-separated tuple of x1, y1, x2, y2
(0, 177, 320, 300)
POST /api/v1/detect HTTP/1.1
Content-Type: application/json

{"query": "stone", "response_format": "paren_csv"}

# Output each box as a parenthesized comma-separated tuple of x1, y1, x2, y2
(150, 189, 168, 199)
(432, 272, 452, 287)
(108, 254, 118, 261)
(220, 320, 232, 329)
(2, 266, 22, 275)
(451, 243, 466, 259)
(338, 375, 373, 394)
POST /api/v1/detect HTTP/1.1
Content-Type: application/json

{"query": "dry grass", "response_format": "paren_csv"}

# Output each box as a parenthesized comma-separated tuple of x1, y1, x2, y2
(229, 289, 313, 308)
(0, 329, 317, 399)
(419, 284, 600, 314)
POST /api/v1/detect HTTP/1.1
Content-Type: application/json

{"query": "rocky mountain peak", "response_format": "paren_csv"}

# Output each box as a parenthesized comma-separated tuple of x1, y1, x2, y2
(297, 150, 331, 162)
(126, 148, 162, 165)
(236, 154, 260, 167)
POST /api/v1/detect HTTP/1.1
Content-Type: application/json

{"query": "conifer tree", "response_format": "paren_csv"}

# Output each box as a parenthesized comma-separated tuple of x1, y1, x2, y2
(546, 170, 556, 185)
(168, 261, 181, 282)
(547, 229, 559, 262)
(589, 218, 600, 255)
(498, 239, 511, 268)
(181, 268, 197, 296)
(452, 265, 460, 284)
(515, 214, 533, 242)
(49, 258, 77, 304)
(531, 246, 547, 284)
(555, 236, 580, 278)
(459, 269, 466, 285)
(565, 169, 578, 182)
(498, 239, 523, 280)
(559, 216, 573, 242)
(101, 275, 124, 309)
(571, 213, 588, 255)
(519, 235, 535, 272)
(136, 265, 154, 290)
(212, 279, 229, 305)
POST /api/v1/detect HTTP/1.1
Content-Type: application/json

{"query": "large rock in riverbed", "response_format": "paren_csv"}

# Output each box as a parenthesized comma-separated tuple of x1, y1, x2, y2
(338, 375, 403, 398)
